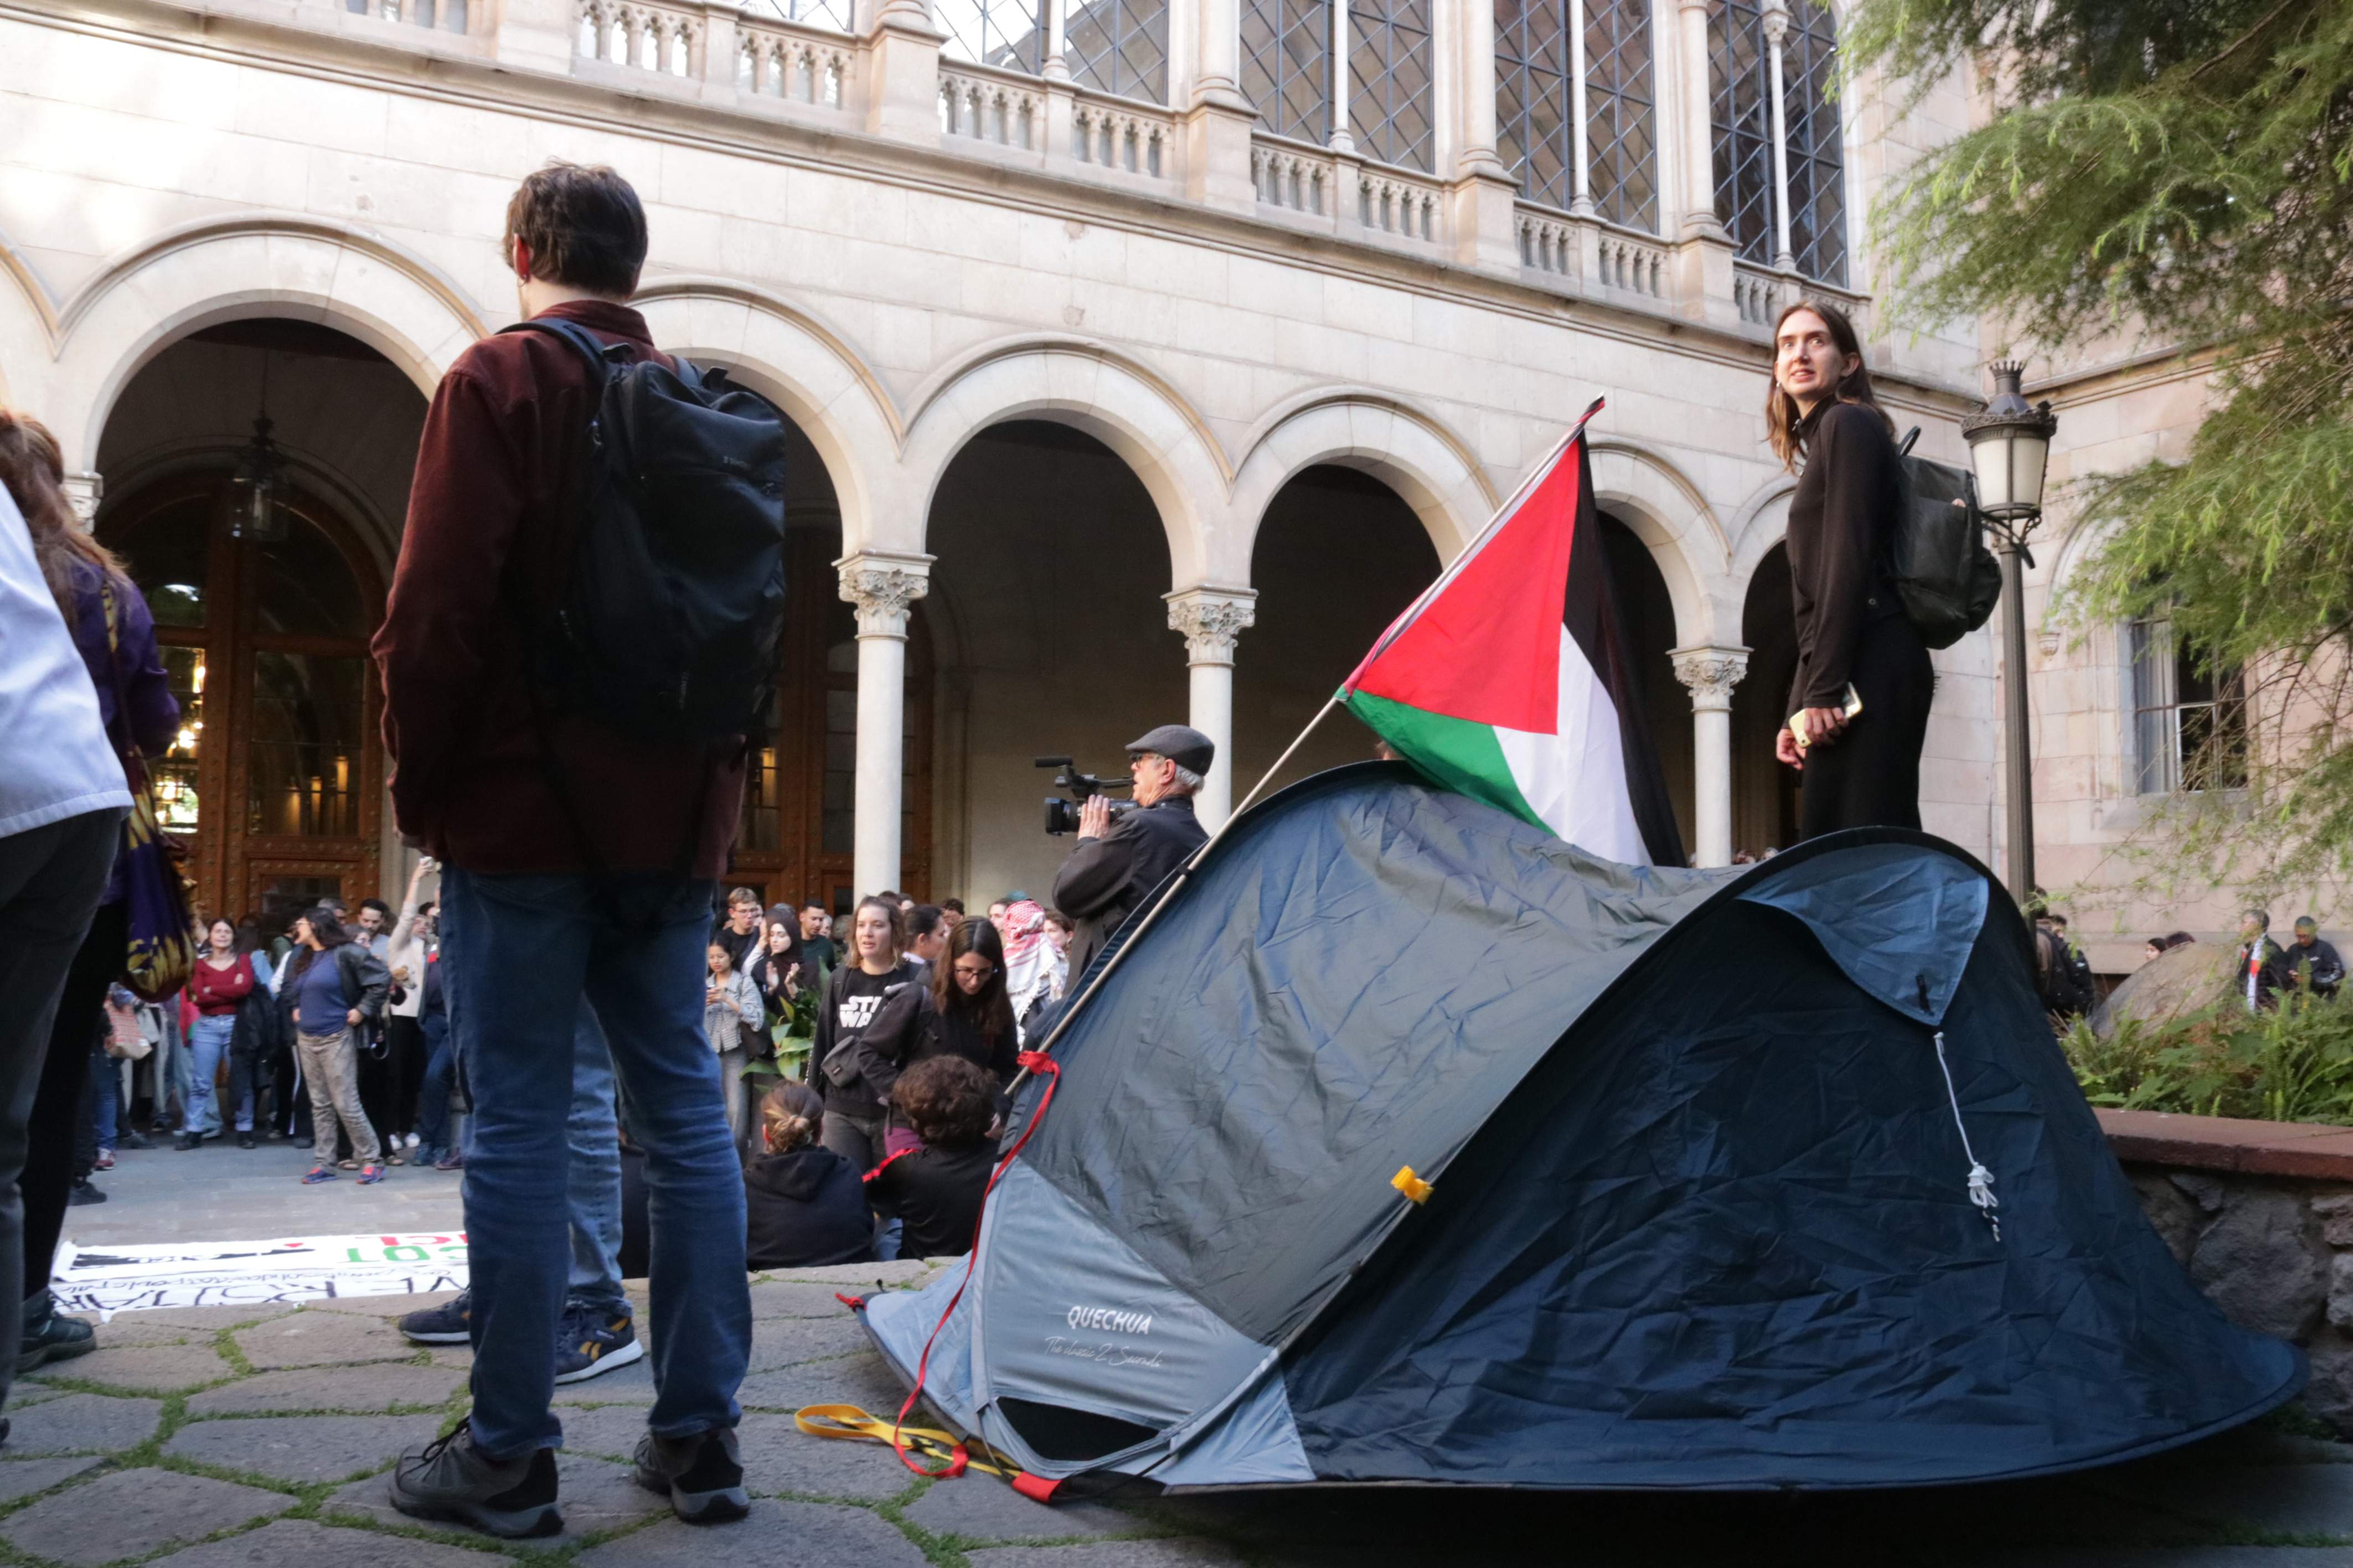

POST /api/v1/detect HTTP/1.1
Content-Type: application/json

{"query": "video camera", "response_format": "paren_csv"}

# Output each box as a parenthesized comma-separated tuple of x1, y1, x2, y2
(1038, 755, 1134, 836)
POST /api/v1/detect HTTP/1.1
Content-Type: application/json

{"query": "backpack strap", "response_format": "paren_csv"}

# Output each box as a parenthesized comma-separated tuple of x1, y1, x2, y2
(497, 315, 622, 392)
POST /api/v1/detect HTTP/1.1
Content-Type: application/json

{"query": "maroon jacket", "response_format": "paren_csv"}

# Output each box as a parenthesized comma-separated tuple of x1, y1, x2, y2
(373, 300, 745, 877)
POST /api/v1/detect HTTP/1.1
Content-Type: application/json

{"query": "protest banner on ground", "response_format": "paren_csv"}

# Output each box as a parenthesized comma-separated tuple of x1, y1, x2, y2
(53, 1231, 468, 1315)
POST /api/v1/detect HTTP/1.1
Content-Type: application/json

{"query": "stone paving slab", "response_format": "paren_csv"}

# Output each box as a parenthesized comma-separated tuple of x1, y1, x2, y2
(0, 1466, 294, 1566)
(765, 1261, 935, 1287)
(306, 1290, 461, 1321)
(904, 1476, 1142, 1543)
(966, 1542, 1249, 1568)
(745, 1315, 870, 1372)
(324, 1451, 667, 1548)
(747, 1282, 861, 1319)
(4, 1391, 164, 1455)
(551, 1358, 658, 1407)
(0, 1456, 105, 1503)
(737, 1350, 908, 1414)
(233, 1313, 419, 1369)
(145, 1518, 504, 1568)
(576, 1499, 926, 1568)
(184, 1362, 467, 1415)
(168, 1413, 448, 1483)
(122, 1306, 300, 1333)
(62, 1315, 203, 1347)
(28, 1343, 233, 1394)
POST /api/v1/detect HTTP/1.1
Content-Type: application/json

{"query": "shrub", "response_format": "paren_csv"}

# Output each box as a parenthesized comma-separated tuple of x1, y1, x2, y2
(2063, 992, 2353, 1126)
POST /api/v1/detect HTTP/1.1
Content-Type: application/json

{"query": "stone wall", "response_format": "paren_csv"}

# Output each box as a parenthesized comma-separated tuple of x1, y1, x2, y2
(2103, 1109, 2353, 1430)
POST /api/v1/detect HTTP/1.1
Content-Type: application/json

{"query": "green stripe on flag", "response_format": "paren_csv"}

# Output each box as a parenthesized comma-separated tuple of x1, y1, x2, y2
(1343, 689, 1548, 832)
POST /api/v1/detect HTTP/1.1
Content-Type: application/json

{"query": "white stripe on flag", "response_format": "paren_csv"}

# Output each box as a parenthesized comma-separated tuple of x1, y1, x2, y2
(1494, 626, 1645, 864)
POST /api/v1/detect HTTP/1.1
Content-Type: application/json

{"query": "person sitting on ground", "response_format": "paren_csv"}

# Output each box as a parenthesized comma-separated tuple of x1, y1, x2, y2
(858, 919, 1020, 1095)
(865, 1055, 998, 1262)
(282, 907, 389, 1184)
(2289, 917, 2344, 1000)
(743, 1082, 874, 1270)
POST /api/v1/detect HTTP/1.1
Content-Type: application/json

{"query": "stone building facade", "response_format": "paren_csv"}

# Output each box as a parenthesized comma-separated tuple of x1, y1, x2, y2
(1, 0, 2016, 927)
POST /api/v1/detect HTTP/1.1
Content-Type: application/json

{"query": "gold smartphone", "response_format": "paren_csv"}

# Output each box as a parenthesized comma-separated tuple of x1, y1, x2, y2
(1789, 685, 1865, 749)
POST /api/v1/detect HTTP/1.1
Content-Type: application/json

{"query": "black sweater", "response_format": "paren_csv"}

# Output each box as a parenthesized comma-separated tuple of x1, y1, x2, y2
(867, 1142, 995, 1262)
(1787, 401, 1905, 713)
(744, 1147, 875, 1270)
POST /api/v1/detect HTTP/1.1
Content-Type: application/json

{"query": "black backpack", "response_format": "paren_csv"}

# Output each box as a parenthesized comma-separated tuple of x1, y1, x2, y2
(503, 317, 788, 743)
(1890, 428, 2002, 650)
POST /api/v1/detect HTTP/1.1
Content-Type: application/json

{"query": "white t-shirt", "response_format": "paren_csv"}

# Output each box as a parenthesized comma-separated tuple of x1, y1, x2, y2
(0, 485, 128, 839)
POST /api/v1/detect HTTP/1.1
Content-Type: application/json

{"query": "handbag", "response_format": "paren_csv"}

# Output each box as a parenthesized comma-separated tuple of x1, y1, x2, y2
(100, 581, 195, 1002)
(102, 995, 153, 1060)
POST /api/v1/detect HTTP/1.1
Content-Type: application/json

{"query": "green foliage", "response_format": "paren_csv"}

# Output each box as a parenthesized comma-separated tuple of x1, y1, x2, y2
(1846, 0, 2353, 897)
(2063, 991, 2353, 1124)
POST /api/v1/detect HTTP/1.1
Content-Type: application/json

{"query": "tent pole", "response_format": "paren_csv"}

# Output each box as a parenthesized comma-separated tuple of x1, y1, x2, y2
(1002, 695, 1344, 1099)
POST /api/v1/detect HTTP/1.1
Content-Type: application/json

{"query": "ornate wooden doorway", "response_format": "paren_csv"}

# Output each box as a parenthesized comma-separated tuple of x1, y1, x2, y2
(732, 529, 932, 913)
(100, 478, 386, 935)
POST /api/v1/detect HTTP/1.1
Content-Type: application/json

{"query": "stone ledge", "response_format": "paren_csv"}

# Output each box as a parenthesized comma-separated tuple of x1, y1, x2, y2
(2100, 1109, 2353, 1181)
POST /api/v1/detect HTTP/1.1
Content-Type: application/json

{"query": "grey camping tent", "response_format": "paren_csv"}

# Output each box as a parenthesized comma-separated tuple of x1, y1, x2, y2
(860, 764, 2299, 1493)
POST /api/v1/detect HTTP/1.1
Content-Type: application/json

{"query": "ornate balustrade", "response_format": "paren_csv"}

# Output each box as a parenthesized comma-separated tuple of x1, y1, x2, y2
(1355, 165, 1441, 247)
(1732, 260, 1782, 325)
(938, 61, 1042, 151)
(738, 14, 853, 109)
(575, 0, 699, 76)
(1070, 90, 1174, 182)
(344, 0, 469, 32)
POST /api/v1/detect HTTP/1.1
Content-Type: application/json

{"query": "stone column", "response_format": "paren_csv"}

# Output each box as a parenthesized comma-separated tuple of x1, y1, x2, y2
(1671, 645, 1748, 868)
(1761, 0, 1796, 272)
(865, 0, 945, 144)
(61, 472, 103, 532)
(1328, 0, 1354, 154)
(1183, 0, 1259, 213)
(1165, 587, 1257, 829)
(838, 552, 932, 896)
(1446, 0, 1523, 276)
(1673, 0, 1722, 239)
(1567, 0, 1593, 216)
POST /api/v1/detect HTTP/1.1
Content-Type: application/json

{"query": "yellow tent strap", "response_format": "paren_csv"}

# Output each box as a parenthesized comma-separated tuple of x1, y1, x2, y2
(793, 1405, 1025, 1481)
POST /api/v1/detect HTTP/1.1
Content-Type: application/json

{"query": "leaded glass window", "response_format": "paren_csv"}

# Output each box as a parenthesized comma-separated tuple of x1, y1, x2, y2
(1495, 0, 1572, 209)
(1710, 0, 1846, 283)
(1242, 0, 1331, 144)
(935, 0, 1046, 73)
(1347, 0, 1433, 170)
(2130, 610, 2247, 794)
(1066, 0, 1169, 102)
(1584, 0, 1654, 229)
(742, 0, 853, 33)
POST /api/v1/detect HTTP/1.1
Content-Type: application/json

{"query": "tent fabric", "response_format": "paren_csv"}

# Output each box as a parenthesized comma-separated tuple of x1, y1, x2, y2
(864, 764, 2300, 1493)
(1735, 840, 1989, 1025)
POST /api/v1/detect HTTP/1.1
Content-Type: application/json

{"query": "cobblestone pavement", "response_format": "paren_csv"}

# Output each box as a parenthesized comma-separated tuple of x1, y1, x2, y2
(5, 1267, 2353, 1568)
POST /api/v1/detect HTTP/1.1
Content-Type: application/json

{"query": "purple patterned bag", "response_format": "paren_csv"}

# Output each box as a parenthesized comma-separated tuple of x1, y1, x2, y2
(101, 581, 195, 1002)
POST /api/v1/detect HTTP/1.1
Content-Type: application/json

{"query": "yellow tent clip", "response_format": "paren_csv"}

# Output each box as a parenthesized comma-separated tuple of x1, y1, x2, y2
(1392, 1166, 1433, 1205)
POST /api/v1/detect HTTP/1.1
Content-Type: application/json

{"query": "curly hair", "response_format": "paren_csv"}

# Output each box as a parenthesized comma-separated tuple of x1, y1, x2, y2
(889, 1055, 995, 1153)
(758, 1080, 824, 1154)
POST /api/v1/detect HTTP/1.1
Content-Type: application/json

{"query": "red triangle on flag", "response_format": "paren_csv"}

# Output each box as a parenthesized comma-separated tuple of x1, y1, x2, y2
(1344, 439, 1582, 736)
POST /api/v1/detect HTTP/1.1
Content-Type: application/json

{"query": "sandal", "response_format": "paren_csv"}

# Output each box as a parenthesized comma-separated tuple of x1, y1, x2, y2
(337, 1159, 358, 1170)
(386, 1150, 407, 1167)
(301, 1167, 337, 1184)
(355, 1165, 385, 1185)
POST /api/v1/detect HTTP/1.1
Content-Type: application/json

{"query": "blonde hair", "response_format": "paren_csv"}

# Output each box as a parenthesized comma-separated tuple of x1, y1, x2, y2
(760, 1080, 824, 1154)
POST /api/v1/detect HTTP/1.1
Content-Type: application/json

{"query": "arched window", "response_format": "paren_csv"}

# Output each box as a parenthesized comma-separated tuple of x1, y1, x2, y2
(1496, 0, 1658, 229)
(1240, 0, 1434, 171)
(1065, 0, 1169, 102)
(1710, 0, 1846, 284)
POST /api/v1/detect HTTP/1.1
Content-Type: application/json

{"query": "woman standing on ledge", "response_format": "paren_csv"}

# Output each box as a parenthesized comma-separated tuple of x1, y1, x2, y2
(1769, 299, 1933, 839)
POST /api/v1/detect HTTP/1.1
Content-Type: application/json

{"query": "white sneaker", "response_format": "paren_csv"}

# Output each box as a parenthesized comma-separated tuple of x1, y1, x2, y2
(405, 1133, 421, 1148)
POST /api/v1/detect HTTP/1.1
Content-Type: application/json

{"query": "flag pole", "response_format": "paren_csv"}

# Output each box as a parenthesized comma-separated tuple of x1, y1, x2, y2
(1002, 402, 1604, 1101)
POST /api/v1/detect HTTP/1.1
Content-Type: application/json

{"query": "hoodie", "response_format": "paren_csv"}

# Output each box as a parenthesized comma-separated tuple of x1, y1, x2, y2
(744, 1146, 875, 1270)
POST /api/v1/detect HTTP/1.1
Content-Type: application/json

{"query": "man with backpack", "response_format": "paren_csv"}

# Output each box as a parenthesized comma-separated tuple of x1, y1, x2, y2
(2032, 911, 2096, 1025)
(373, 162, 781, 1537)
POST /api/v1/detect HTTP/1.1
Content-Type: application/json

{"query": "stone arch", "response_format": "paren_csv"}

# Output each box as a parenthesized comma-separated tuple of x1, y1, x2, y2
(50, 214, 487, 472)
(1227, 390, 1495, 584)
(633, 278, 901, 555)
(0, 227, 59, 411)
(1725, 472, 1796, 586)
(898, 336, 1226, 586)
(1587, 438, 1725, 648)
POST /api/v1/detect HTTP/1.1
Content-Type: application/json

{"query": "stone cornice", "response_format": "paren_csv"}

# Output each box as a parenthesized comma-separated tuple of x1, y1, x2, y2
(0, 0, 1980, 411)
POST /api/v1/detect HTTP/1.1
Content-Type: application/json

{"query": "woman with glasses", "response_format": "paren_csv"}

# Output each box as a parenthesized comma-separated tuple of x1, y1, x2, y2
(858, 919, 1019, 1096)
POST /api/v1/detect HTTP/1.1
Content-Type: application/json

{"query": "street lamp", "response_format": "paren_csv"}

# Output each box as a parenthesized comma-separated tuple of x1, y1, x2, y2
(228, 414, 288, 544)
(1960, 360, 2058, 909)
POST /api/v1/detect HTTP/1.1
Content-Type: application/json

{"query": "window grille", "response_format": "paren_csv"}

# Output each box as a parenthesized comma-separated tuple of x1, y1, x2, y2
(742, 0, 854, 33)
(1065, 0, 1169, 101)
(1709, 0, 1845, 283)
(1346, 0, 1433, 170)
(934, 0, 1046, 73)
(1242, 0, 1332, 143)
(1583, 0, 1654, 230)
(1495, 0, 1572, 210)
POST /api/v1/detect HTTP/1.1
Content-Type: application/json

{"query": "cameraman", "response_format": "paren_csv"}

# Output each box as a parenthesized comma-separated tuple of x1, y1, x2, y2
(1052, 726, 1212, 981)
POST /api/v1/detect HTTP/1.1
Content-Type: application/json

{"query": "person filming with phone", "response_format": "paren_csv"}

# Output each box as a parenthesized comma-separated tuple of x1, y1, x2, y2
(1767, 300, 1934, 839)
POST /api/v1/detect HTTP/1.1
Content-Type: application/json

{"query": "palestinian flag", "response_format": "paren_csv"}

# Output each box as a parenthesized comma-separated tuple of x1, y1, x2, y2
(1340, 401, 1685, 867)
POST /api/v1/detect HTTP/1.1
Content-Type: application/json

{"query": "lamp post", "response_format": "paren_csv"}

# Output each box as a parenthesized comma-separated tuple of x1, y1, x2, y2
(1960, 360, 2058, 909)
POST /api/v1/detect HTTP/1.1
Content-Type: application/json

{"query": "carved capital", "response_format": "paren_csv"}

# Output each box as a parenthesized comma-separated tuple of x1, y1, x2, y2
(1165, 587, 1257, 665)
(837, 552, 932, 639)
(1760, 0, 1790, 46)
(61, 472, 103, 531)
(1670, 645, 1751, 711)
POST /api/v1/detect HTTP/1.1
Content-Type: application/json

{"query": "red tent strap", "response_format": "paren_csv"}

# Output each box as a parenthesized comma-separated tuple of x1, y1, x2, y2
(890, 1049, 1064, 1481)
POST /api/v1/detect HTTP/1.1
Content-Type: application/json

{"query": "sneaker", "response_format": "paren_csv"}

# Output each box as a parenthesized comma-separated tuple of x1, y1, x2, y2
(633, 1426, 748, 1524)
(391, 1420, 562, 1539)
(92, 1151, 113, 1171)
(68, 1181, 105, 1206)
(434, 1150, 465, 1172)
(399, 1289, 472, 1344)
(17, 1304, 95, 1374)
(236, 1132, 256, 1150)
(357, 1164, 386, 1184)
(554, 1306, 644, 1385)
(173, 1131, 202, 1152)
(405, 1132, 421, 1149)
(119, 1132, 153, 1151)
(301, 1166, 337, 1184)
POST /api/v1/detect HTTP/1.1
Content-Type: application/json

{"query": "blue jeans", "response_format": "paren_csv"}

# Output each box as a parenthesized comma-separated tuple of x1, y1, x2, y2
(415, 1018, 453, 1157)
(89, 1039, 118, 1152)
(440, 867, 747, 1458)
(188, 1014, 235, 1135)
(567, 1007, 627, 1320)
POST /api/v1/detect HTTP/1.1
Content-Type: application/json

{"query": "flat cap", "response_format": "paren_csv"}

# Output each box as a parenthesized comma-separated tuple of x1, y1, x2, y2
(1126, 723, 1215, 777)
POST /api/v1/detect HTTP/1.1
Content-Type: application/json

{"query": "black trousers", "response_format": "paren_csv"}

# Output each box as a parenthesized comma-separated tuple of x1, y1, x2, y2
(385, 1015, 426, 1140)
(1798, 613, 1935, 841)
(26, 898, 126, 1300)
